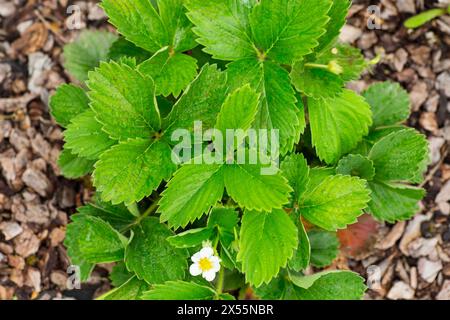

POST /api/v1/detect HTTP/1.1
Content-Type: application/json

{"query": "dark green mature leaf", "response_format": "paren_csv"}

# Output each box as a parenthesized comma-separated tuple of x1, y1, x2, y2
(363, 82, 411, 128)
(76, 202, 135, 232)
(50, 84, 89, 127)
(368, 181, 425, 223)
(300, 175, 371, 231)
(88, 61, 161, 141)
(238, 209, 298, 287)
(167, 227, 214, 248)
(93, 139, 175, 205)
(308, 89, 372, 164)
(249, 0, 332, 64)
(281, 154, 310, 203)
(64, 110, 116, 160)
(316, 0, 351, 51)
(227, 58, 301, 155)
(125, 218, 189, 284)
(288, 215, 311, 271)
(368, 129, 429, 183)
(208, 207, 239, 231)
(63, 30, 117, 82)
(141, 281, 216, 300)
(108, 37, 152, 64)
(58, 149, 95, 179)
(138, 48, 198, 97)
(98, 277, 149, 300)
(159, 163, 225, 229)
(110, 262, 134, 287)
(308, 230, 339, 267)
(185, 0, 256, 61)
(66, 215, 127, 264)
(336, 154, 375, 181)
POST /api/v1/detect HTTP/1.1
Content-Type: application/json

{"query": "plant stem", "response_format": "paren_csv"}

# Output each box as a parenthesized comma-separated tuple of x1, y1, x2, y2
(304, 62, 329, 70)
(136, 201, 159, 224)
(216, 265, 225, 295)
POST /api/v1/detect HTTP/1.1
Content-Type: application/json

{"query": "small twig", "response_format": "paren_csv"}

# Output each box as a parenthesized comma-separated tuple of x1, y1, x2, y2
(34, 9, 67, 45)
(419, 146, 448, 188)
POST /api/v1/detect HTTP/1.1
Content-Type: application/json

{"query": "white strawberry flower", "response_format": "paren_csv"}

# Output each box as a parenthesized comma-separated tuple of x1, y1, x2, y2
(189, 246, 221, 282)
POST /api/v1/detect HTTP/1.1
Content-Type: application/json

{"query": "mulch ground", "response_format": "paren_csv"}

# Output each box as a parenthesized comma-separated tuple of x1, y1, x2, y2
(0, 0, 449, 300)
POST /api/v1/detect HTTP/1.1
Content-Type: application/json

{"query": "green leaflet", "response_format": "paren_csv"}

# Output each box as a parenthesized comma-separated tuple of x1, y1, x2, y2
(57, 148, 95, 179)
(288, 214, 311, 271)
(363, 82, 411, 128)
(108, 37, 152, 64)
(167, 227, 215, 248)
(50, 84, 89, 128)
(308, 89, 372, 164)
(308, 230, 340, 268)
(76, 202, 136, 232)
(300, 175, 371, 231)
(125, 218, 189, 284)
(93, 138, 176, 205)
(404, 8, 447, 29)
(87, 61, 161, 141)
(98, 276, 149, 300)
(110, 262, 135, 287)
(138, 48, 198, 97)
(63, 30, 117, 82)
(141, 281, 216, 300)
(281, 153, 310, 203)
(64, 109, 116, 160)
(316, 0, 351, 52)
(238, 209, 298, 287)
(336, 154, 376, 181)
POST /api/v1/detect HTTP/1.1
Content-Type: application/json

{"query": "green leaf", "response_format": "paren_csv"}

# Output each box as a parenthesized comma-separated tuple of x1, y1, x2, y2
(368, 129, 429, 183)
(238, 209, 298, 287)
(164, 64, 228, 140)
(288, 216, 311, 271)
(363, 82, 411, 128)
(167, 227, 215, 248)
(141, 281, 216, 300)
(93, 139, 176, 205)
(57, 148, 95, 179)
(300, 175, 371, 231)
(308, 230, 339, 267)
(110, 262, 134, 287)
(185, 0, 256, 61)
(63, 30, 117, 82)
(138, 48, 198, 97)
(101, 0, 167, 52)
(76, 202, 135, 232)
(336, 154, 375, 181)
(98, 276, 149, 300)
(50, 84, 89, 127)
(64, 223, 94, 281)
(289, 270, 366, 300)
(87, 61, 161, 141)
(316, 0, 351, 51)
(125, 218, 189, 284)
(108, 37, 152, 64)
(404, 8, 446, 29)
(249, 0, 332, 64)
(308, 89, 372, 164)
(64, 110, 116, 160)
(307, 167, 335, 191)
(215, 85, 259, 135)
(207, 207, 239, 232)
(159, 163, 225, 229)
(66, 215, 127, 264)
(224, 163, 292, 212)
(368, 181, 425, 223)
(281, 154, 310, 203)
(227, 58, 300, 155)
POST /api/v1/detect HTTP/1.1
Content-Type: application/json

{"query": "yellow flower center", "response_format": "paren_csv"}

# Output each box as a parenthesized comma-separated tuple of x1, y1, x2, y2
(198, 257, 213, 271)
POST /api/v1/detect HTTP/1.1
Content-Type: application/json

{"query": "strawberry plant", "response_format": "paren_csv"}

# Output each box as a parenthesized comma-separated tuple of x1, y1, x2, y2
(50, 0, 429, 300)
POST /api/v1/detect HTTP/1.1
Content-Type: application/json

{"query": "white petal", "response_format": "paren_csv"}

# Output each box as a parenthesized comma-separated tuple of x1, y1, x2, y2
(210, 256, 221, 272)
(191, 252, 202, 263)
(203, 270, 216, 282)
(199, 246, 214, 258)
(189, 263, 202, 276)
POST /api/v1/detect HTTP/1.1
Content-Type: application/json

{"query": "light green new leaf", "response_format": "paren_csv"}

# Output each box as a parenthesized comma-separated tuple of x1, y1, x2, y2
(141, 281, 216, 300)
(215, 85, 259, 135)
(66, 215, 127, 264)
(138, 48, 198, 97)
(159, 163, 225, 229)
(185, 0, 256, 61)
(308, 89, 372, 164)
(101, 0, 167, 52)
(64, 110, 116, 160)
(308, 230, 339, 267)
(93, 139, 176, 205)
(63, 30, 117, 82)
(238, 209, 298, 287)
(300, 175, 371, 231)
(368, 129, 429, 183)
(125, 218, 189, 284)
(249, 0, 332, 64)
(88, 61, 161, 141)
(98, 277, 149, 300)
(58, 149, 95, 179)
(289, 271, 366, 300)
(50, 84, 89, 127)
(281, 154, 310, 203)
(316, 0, 351, 52)
(363, 82, 411, 128)
(368, 181, 425, 223)
(336, 154, 375, 181)
(227, 58, 300, 155)
(167, 227, 214, 248)
(288, 215, 311, 271)
(224, 163, 292, 212)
